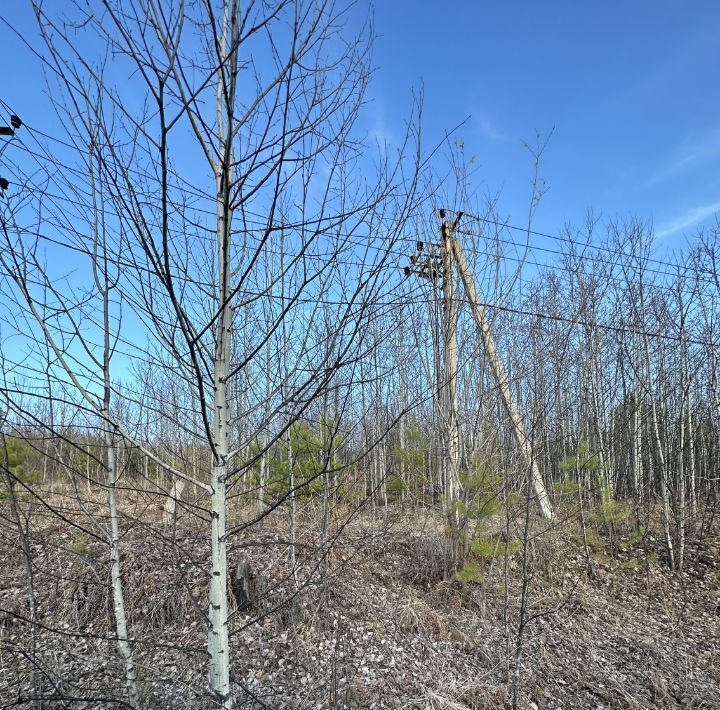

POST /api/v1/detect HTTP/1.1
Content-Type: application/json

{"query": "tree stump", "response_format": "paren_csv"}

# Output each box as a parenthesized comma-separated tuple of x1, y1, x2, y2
(162, 478, 185, 526)
(232, 561, 256, 613)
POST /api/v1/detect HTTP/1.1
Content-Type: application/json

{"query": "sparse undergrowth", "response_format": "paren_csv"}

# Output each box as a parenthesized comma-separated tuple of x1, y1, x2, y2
(0, 490, 719, 709)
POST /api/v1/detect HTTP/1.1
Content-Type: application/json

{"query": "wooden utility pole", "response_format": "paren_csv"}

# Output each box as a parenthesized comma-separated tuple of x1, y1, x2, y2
(449, 229, 554, 520)
(441, 218, 461, 524)
(404, 227, 461, 523)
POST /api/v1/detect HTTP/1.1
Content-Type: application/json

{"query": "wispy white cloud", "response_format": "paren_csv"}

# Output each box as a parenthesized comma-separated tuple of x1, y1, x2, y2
(655, 199, 720, 239)
(476, 115, 506, 142)
(369, 121, 393, 146)
(649, 128, 720, 186)
(365, 98, 393, 147)
(480, 117, 506, 141)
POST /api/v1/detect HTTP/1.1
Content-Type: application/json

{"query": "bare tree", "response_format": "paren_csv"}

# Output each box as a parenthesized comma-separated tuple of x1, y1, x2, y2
(1, 0, 422, 705)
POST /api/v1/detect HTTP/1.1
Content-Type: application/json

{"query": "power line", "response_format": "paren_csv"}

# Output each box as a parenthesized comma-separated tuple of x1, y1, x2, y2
(2, 216, 717, 350)
(449, 295, 715, 349)
(3, 103, 717, 302)
(459, 209, 718, 279)
(3, 104, 719, 348)
(451, 227, 712, 298)
(1, 162, 707, 301)
(2, 98, 715, 281)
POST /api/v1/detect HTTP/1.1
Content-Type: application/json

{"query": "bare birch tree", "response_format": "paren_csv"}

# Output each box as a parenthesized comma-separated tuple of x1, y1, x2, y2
(1, 0, 422, 705)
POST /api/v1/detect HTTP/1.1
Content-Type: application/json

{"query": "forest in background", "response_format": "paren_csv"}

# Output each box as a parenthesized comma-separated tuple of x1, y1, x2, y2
(1, 1, 719, 708)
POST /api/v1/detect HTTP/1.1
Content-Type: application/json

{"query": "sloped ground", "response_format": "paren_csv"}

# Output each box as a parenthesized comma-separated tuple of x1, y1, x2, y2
(0, 493, 718, 708)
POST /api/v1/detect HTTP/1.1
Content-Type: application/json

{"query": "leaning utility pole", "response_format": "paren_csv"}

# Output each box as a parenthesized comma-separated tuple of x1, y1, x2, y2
(448, 223, 554, 520)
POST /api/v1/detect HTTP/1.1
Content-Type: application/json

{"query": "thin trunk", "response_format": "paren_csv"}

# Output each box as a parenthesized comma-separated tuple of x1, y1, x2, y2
(398, 315, 407, 503)
(688, 398, 697, 526)
(258, 345, 271, 513)
(288, 427, 298, 590)
(677, 397, 686, 574)
(90, 113, 141, 707)
(106, 428, 142, 709)
(320, 391, 330, 584)
(633, 401, 642, 504)
(644, 337, 675, 569)
(207, 4, 239, 704)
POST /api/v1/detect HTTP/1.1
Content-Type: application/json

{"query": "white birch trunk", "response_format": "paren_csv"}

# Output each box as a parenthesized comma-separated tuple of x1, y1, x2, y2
(107, 431, 142, 709)
(90, 119, 142, 707)
(163, 478, 186, 527)
(632, 401, 642, 503)
(677, 399, 686, 574)
(287, 427, 299, 591)
(207, 3, 239, 704)
(645, 338, 675, 569)
(687, 397, 697, 525)
(208, 173, 233, 707)
(208, 208, 232, 703)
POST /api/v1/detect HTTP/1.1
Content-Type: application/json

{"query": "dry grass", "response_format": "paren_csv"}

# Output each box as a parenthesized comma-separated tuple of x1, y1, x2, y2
(0, 485, 719, 708)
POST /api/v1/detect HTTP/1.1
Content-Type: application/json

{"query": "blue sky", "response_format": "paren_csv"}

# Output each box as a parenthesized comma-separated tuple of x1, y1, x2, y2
(2, 1, 719, 257)
(365, 1, 720, 251)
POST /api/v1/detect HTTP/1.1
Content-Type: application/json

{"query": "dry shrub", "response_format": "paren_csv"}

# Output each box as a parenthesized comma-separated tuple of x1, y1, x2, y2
(132, 577, 187, 630)
(66, 577, 108, 628)
(396, 532, 449, 588)
(396, 597, 425, 635)
(394, 596, 453, 642)
(459, 682, 509, 709)
(428, 580, 463, 611)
